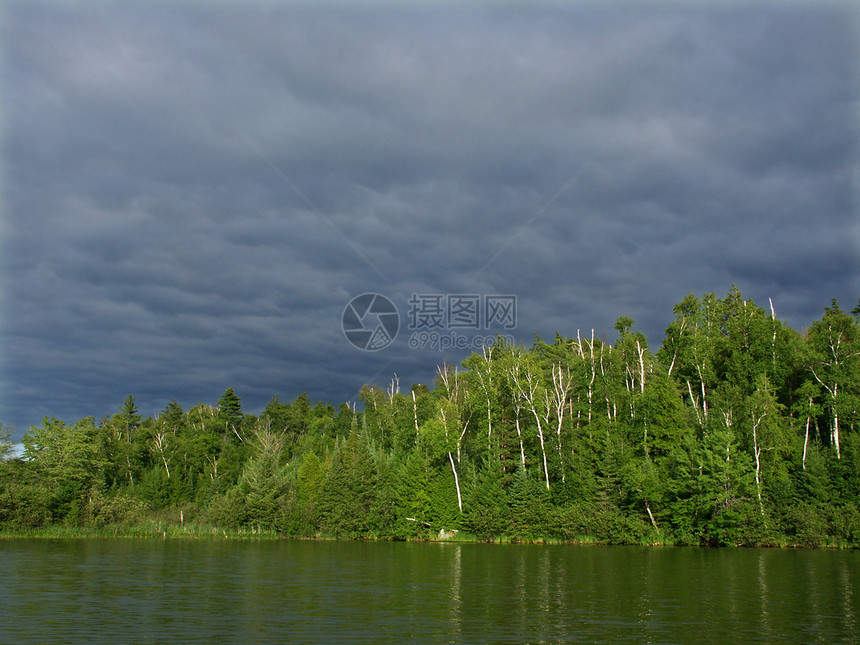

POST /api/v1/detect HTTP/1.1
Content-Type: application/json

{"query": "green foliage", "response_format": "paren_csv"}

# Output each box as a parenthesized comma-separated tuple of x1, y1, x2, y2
(24, 417, 103, 485)
(0, 459, 50, 527)
(394, 449, 433, 538)
(807, 299, 860, 457)
(572, 500, 647, 545)
(236, 427, 291, 531)
(464, 458, 509, 541)
(120, 395, 141, 435)
(509, 468, 554, 540)
(81, 487, 149, 528)
(217, 388, 244, 439)
(161, 399, 184, 433)
(285, 451, 326, 535)
(4, 288, 859, 546)
(318, 429, 380, 538)
(22, 416, 106, 522)
(427, 469, 462, 530)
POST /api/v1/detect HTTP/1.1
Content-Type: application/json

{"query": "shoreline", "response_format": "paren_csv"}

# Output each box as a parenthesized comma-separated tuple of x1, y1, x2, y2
(1, 525, 855, 548)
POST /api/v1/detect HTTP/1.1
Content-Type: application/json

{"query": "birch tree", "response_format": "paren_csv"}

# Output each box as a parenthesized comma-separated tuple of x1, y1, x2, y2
(512, 354, 551, 490)
(746, 376, 790, 520)
(431, 364, 475, 512)
(807, 299, 860, 459)
(793, 381, 820, 470)
(549, 363, 574, 482)
(501, 347, 529, 472)
(462, 345, 497, 448)
(658, 292, 721, 432)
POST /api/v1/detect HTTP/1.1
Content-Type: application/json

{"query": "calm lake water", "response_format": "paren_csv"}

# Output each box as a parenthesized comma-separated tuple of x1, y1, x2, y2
(0, 538, 857, 643)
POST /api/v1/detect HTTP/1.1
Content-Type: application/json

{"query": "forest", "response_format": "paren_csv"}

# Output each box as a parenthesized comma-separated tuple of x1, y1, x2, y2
(1, 287, 858, 546)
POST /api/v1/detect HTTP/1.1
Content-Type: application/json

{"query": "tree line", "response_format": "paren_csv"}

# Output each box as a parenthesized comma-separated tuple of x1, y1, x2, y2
(1, 286, 858, 546)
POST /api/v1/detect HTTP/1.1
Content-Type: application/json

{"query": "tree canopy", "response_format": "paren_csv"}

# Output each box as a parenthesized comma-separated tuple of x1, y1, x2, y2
(1, 287, 858, 546)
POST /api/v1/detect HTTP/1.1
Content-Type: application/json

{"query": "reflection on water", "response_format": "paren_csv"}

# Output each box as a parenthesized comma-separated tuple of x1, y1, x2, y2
(758, 551, 769, 634)
(449, 544, 461, 639)
(0, 539, 857, 644)
(839, 558, 856, 634)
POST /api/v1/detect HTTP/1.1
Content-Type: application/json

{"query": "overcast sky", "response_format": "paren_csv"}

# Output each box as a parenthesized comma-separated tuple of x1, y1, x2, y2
(1, 2, 857, 441)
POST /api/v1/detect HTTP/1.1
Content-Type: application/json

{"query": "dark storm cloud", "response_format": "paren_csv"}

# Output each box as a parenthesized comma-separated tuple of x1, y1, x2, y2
(1, 2, 856, 439)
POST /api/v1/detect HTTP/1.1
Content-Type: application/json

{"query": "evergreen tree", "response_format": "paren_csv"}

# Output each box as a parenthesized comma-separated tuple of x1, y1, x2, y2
(464, 450, 509, 541)
(509, 468, 553, 540)
(217, 388, 244, 441)
(395, 449, 433, 538)
(161, 399, 184, 434)
(318, 429, 379, 538)
(120, 395, 141, 439)
(237, 425, 290, 531)
(288, 451, 326, 535)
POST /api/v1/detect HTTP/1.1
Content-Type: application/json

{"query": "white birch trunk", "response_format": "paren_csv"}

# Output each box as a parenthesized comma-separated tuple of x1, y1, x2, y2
(752, 412, 764, 517)
(646, 502, 658, 531)
(811, 368, 841, 459)
(515, 412, 526, 471)
(449, 451, 463, 512)
(636, 339, 646, 394)
(514, 366, 550, 489)
(551, 364, 573, 482)
(412, 390, 420, 438)
(687, 380, 703, 427)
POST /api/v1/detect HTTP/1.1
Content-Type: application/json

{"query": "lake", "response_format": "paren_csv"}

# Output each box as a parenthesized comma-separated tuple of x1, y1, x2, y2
(1, 538, 857, 643)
